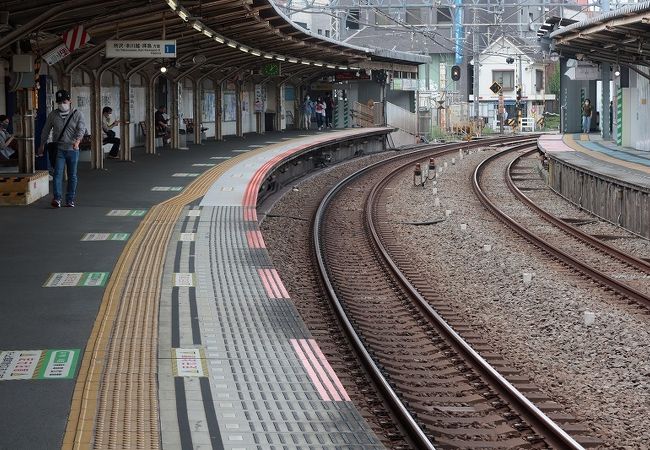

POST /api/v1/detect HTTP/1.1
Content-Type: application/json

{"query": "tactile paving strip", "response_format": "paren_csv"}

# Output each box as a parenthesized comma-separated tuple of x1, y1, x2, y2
(158, 205, 382, 449)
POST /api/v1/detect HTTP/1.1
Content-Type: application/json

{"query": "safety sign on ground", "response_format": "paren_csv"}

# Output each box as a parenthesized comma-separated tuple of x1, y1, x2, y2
(172, 348, 207, 377)
(152, 186, 183, 191)
(44, 272, 109, 287)
(179, 233, 195, 241)
(107, 209, 147, 217)
(106, 40, 176, 58)
(172, 173, 199, 177)
(0, 349, 80, 381)
(173, 273, 195, 287)
(81, 233, 130, 241)
(187, 210, 201, 217)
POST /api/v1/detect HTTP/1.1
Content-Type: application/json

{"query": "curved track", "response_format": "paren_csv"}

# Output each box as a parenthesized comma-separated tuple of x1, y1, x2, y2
(474, 145, 650, 308)
(313, 137, 591, 448)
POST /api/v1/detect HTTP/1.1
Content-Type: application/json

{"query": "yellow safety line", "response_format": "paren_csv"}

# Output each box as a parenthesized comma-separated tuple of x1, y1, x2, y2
(62, 149, 263, 450)
(564, 134, 650, 175)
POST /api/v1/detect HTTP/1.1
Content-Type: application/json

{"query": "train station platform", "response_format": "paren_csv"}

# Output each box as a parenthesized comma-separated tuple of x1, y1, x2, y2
(538, 133, 650, 238)
(0, 128, 389, 449)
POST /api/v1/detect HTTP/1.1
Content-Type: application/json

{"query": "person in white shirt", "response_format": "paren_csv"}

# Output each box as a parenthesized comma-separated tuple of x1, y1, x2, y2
(102, 107, 121, 159)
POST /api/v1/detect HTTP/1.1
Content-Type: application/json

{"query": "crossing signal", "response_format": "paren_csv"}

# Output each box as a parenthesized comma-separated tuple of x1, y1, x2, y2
(451, 65, 461, 81)
(516, 86, 522, 101)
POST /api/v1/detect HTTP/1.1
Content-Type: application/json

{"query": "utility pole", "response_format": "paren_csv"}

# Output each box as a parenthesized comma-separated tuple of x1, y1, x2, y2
(472, 3, 479, 123)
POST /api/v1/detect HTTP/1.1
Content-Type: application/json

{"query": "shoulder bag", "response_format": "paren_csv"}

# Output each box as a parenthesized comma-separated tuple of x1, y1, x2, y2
(46, 110, 77, 166)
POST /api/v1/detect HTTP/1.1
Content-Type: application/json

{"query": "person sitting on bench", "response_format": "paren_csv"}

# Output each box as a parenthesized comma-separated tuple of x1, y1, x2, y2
(155, 106, 171, 145)
(102, 107, 121, 159)
(0, 115, 16, 160)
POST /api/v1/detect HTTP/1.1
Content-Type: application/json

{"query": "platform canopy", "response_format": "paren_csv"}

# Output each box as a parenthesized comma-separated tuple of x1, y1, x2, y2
(541, 1, 650, 68)
(0, 0, 428, 82)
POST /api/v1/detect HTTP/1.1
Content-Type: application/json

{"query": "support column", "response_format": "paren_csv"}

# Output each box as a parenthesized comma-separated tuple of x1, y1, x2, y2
(275, 83, 282, 131)
(214, 81, 222, 140)
(171, 78, 180, 149)
(194, 79, 202, 144)
(91, 71, 103, 169)
(601, 63, 611, 140)
(236, 81, 243, 137)
(146, 74, 156, 154)
(120, 75, 131, 161)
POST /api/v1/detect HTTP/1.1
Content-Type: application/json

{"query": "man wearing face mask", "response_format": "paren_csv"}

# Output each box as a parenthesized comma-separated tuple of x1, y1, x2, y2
(37, 90, 87, 208)
(0, 115, 16, 160)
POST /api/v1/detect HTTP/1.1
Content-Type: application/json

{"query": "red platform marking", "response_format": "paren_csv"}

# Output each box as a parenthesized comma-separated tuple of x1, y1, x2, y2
(290, 339, 350, 402)
(246, 230, 266, 249)
(258, 268, 289, 299)
(539, 135, 573, 153)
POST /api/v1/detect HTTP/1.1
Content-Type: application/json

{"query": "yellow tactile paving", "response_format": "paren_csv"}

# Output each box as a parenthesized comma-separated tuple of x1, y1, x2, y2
(63, 148, 265, 450)
(564, 133, 650, 175)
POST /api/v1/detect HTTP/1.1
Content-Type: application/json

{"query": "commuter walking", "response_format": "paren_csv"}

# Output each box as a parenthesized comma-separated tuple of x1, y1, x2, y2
(301, 96, 313, 130)
(315, 97, 326, 130)
(582, 99, 592, 134)
(37, 89, 86, 208)
(102, 107, 121, 159)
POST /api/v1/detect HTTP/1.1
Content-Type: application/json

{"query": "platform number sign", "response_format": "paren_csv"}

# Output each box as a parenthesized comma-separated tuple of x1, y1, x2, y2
(490, 81, 502, 94)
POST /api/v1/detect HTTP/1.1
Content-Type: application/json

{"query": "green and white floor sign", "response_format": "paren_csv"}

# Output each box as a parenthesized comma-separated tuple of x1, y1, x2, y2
(81, 233, 130, 241)
(107, 209, 147, 216)
(44, 272, 110, 287)
(0, 349, 80, 380)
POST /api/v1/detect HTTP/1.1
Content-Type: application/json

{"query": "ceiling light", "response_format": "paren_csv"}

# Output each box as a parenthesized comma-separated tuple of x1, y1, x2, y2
(614, 67, 621, 77)
(227, 41, 237, 48)
(214, 35, 225, 44)
(251, 50, 261, 56)
(192, 22, 203, 32)
(338, 66, 348, 70)
(313, 62, 323, 67)
(203, 29, 213, 38)
(275, 55, 286, 61)
(326, 65, 336, 69)
(239, 46, 249, 53)
(178, 9, 189, 21)
(263, 54, 274, 59)
(166, 0, 178, 10)
(288, 58, 298, 63)
(160, 66, 167, 73)
(300, 60, 311, 65)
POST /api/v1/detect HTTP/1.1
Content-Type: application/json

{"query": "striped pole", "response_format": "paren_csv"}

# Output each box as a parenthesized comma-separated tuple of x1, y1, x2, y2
(616, 86, 623, 146)
(333, 99, 339, 128)
(343, 93, 349, 128)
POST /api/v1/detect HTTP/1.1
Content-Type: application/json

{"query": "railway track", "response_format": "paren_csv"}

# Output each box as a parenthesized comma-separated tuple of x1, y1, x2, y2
(474, 144, 650, 309)
(312, 137, 596, 448)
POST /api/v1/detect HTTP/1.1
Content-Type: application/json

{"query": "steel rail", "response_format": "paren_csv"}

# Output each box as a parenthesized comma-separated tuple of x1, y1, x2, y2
(367, 140, 585, 450)
(475, 146, 650, 310)
(313, 135, 539, 448)
(508, 148, 650, 276)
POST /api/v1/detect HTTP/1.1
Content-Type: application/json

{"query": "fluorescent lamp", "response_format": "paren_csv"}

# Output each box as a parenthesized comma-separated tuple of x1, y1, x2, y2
(338, 66, 348, 70)
(275, 55, 286, 61)
(288, 58, 298, 63)
(203, 29, 213, 38)
(178, 9, 189, 21)
(300, 60, 311, 65)
(239, 46, 249, 53)
(251, 50, 261, 56)
(326, 65, 336, 69)
(263, 54, 274, 59)
(214, 35, 225, 44)
(166, 0, 178, 10)
(313, 62, 323, 67)
(192, 22, 203, 32)
(227, 41, 237, 48)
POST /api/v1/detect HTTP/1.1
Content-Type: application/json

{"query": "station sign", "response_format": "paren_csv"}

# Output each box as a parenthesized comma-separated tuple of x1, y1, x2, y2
(106, 40, 177, 58)
(565, 63, 600, 81)
(43, 44, 72, 66)
(334, 71, 370, 81)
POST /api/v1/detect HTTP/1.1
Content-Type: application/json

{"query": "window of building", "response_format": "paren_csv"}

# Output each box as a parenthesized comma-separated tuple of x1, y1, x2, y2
(536, 69, 544, 92)
(406, 8, 422, 25)
(346, 9, 360, 30)
(437, 7, 452, 23)
(325, 30, 330, 37)
(493, 70, 515, 90)
(317, 29, 322, 35)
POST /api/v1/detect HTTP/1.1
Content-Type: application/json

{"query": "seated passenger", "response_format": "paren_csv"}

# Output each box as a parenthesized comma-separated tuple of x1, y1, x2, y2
(0, 115, 16, 160)
(155, 106, 171, 144)
(102, 107, 121, 159)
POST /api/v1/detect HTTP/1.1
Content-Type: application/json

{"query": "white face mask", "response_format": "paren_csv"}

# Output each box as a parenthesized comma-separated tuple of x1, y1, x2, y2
(59, 102, 70, 112)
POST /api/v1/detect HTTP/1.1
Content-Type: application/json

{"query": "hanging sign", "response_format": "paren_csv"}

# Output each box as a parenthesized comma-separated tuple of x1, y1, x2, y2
(63, 25, 91, 52)
(106, 40, 177, 58)
(43, 44, 72, 66)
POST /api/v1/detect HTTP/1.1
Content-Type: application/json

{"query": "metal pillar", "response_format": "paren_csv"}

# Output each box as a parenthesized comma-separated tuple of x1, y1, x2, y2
(194, 79, 202, 145)
(275, 83, 282, 132)
(91, 71, 103, 169)
(146, 74, 157, 154)
(120, 75, 131, 161)
(236, 81, 243, 137)
(601, 63, 611, 140)
(214, 80, 222, 141)
(170, 78, 180, 149)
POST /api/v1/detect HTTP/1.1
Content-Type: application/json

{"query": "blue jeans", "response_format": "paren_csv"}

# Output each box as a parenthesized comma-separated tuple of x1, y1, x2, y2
(53, 149, 79, 203)
(582, 116, 591, 133)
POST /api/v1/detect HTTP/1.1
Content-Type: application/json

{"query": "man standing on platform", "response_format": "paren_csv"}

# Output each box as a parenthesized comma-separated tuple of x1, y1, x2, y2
(582, 99, 592, 134)
(37, 89, 86, 208)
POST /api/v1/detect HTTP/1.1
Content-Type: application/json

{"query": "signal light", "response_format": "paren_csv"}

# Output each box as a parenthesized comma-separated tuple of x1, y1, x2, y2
(451, 65, 461, 81)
